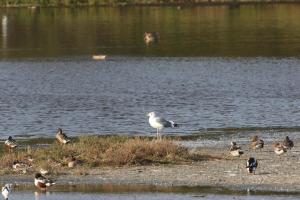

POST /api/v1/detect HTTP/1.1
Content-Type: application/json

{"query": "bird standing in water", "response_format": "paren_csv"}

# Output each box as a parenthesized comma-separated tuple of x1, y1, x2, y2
(2, 184, 12, 200)
(34, 173, 55, 190)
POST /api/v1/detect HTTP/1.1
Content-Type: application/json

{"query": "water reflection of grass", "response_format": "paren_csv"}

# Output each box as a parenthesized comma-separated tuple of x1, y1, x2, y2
(0, 136, 211, 175)
(12, 183, 300, 197)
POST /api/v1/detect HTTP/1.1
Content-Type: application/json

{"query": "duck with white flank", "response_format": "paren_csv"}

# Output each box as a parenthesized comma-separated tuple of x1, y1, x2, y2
(4, 136, 18, 152)
(147, 112, 178, 140)
(2, 184, 12, 200)
(34, 173, 55, 190)
(282, 136, 294, 150)
(229, 142, 244, 157)
(56, 128, 70, 144)
(251, 135, 264, 150)
(273, 142, 287, 155)
(246, 157, 258, 174)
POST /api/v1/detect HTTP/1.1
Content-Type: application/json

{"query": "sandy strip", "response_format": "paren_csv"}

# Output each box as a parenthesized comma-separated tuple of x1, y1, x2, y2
(0, 140, 299, 192)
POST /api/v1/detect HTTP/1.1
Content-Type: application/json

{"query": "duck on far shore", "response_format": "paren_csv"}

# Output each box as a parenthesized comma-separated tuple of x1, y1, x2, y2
(246, 157, 258, 174)
(12, 161, 30, 174)
(56, 128, 70, 145)
(282, 136, 294, 150)
(251, 135, 264, 150)
(4, 136, 18, 152)
(273, 142, 287, 155)
(229, 141, 244, 157)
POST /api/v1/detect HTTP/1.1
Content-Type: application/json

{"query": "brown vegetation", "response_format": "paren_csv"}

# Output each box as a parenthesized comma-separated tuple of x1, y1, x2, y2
(0, 136, 202, 175)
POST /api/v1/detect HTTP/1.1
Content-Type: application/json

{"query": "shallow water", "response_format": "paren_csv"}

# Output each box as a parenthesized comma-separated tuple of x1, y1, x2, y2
(9, 192, 299, 200)
(0, 57, 300, 141)
(6, 184, 300, 200)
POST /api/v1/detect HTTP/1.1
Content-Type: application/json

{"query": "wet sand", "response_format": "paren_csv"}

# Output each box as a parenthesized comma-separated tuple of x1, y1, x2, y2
(1, 140, 299, 193)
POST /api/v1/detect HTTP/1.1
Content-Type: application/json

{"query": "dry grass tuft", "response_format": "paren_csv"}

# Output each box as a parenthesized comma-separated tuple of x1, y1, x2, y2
(0, 136, 198, 174)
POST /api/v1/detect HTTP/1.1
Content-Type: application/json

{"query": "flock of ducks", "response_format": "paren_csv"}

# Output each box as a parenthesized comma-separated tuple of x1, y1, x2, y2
(2, 128, 72, 199)
(1, 111, 296, 199)
(229, 135, 294, 174)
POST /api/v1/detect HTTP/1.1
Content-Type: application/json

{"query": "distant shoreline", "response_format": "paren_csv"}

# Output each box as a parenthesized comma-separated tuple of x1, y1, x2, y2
(1, 1, 300, 8)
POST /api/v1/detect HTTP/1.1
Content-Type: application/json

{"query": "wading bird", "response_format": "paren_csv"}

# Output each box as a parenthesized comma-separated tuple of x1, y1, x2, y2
(2, 184, 12, 200)
(34, 173, 55, 190)
(147, 112, 178, 140)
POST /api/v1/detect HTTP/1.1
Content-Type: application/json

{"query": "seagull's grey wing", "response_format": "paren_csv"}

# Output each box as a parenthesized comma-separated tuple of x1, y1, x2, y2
(155, 117, 172, 128)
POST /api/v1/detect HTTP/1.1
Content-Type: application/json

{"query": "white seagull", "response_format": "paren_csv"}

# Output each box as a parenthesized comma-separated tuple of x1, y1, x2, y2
(147, 112, 178, 139)
(2, 184, 12, 200)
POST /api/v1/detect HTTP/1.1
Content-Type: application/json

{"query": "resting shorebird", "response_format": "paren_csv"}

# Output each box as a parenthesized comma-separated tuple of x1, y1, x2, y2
(12, 161, 29, 174)
(251, 135, 264, 150)
(4, 136, 18, 152)
(147, 112, 178, 140)
(273, 142, 287, 155)
(282, 136, 294, 150)
(56, 128, 70, 144)
(144, 32, 159, 44)
(229, 142, 244, 157)
(67, 156, 77, 168)
(246, 157, 258, 174)
(1, 184, 12, 200)
(34, 173, 55, 190)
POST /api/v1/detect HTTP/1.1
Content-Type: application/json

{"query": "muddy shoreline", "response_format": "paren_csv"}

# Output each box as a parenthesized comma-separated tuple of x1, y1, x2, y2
(1, 139, 299, 193)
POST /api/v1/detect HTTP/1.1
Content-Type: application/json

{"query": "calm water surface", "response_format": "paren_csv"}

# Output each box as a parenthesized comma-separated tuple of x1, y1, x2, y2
(8, 192, 300, 200)
(1, 5, 300, 58)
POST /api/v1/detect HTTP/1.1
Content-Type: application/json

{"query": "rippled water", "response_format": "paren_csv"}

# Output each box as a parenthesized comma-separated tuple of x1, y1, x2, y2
(0, 57, 300, 139)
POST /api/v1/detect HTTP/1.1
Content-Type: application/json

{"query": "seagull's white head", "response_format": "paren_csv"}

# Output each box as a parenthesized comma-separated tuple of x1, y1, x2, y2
(147, 112, 156, 118)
